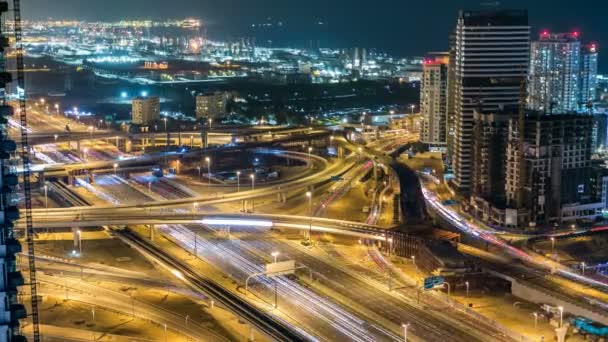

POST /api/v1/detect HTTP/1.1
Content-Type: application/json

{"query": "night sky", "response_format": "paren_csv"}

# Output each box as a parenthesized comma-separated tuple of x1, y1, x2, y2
(24, 0, 608, 70)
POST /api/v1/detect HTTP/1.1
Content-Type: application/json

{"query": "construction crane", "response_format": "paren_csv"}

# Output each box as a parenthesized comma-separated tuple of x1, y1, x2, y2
(11, 0, 41, 340)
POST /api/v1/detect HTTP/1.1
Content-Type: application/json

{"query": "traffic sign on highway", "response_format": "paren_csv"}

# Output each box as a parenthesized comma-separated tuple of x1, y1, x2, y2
(423, 276, 444, 290)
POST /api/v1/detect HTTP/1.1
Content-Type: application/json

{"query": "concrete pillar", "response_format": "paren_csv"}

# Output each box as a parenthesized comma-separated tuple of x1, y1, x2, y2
(71, 227, 79, 250)
(202, 129, 209, 149)
(38, 171, 45, 188)
(125, 139, 133, 153)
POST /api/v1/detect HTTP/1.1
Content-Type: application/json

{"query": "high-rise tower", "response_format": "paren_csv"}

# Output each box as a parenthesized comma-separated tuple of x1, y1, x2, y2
(528, 31, 581, 114)
(580, 43, 599, 109)
(420, 53, 449, 149)
(451, 10, 530, 192)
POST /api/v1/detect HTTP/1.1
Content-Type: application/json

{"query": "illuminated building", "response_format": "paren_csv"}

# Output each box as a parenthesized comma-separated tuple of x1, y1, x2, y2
(470, 113, 603, 229)
(505, 114, 597, 227)
(528, 31, 581, 114)
(143, 61, 169, 70)
(420, 53, 449, 149)
(132, 96, 160, 125)
(470, 107, 516, 209)
(196, 92, 229, 119)
(580, 43, 599, 107)
(450, 10, 530, 192)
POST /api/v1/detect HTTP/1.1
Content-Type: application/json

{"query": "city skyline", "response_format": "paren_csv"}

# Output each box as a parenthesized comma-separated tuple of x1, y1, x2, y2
(23, 0, 608, 70)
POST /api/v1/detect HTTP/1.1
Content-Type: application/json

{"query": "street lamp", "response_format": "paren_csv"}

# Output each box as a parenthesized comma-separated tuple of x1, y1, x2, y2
(197, 166, 202, 180)
(88, 125, 94, 137)
(308, 146, 313, 168)
(465, 281, 470, 298)
(208, 118, 213, 130)
(54, 103, 59, 115)
(306, 191, 313, 242)
(411, 255, 417, 270)
(532, 312, 538, 329)
(205, 157, 211, 185)
(43, 183, 48, 211)
(402, 323, 410, 342)
(163, 118, 168, 165)
(192, 202, 199, 213)
(83, 147, 89, 161)
(550, 237, 556, 254)
(250, 174, 255, 213)
(236, 171, 241, 192)
(113, 163, 118, 175)
(330, 135, 335, 147)
(271, 251, 280, 263)
(409, 104, 415, 115)
(581, 262, 586, 275)
(54, 134, 58, 143)
(558, 306, 564, 327)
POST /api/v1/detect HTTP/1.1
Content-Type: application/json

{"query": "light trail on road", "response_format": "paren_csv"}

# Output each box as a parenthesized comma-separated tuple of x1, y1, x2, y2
(420, 180, 608, 291)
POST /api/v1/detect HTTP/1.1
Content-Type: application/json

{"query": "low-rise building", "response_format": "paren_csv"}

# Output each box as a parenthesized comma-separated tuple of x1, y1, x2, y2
(196, 92, 229, 119)
(131, 96, 160, 125)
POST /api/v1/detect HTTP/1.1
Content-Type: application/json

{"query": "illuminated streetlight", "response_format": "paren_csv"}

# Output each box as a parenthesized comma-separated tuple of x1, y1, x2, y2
(205, 157, 211, 185)
(558, 306, 564, 327)
(43, 183, 48, 211)
(465, 281, 470, 298)
(306, 191, 313, 242)
(250, 174, 255, 213)
(308, 146, 313, 168)
(550, 237, 556, 254)
(409, 104, 415, 115)
(532, 312, 538, 329)
(192, 202, 199, 213)
(236, 171, 241, 192)
(271, 251, 280, 263)
(113, 163, 118, 175)
(402, 323, 410, 342)
(53, 134, 58, 143)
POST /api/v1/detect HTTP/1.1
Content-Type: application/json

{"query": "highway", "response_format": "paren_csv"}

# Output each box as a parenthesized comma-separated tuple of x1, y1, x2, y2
(31, 152, 356, 214)
(115, 228, 310, 341)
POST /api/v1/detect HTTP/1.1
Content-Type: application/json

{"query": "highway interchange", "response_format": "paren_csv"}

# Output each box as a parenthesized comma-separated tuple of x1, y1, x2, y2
(14, 106, 608, 341)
